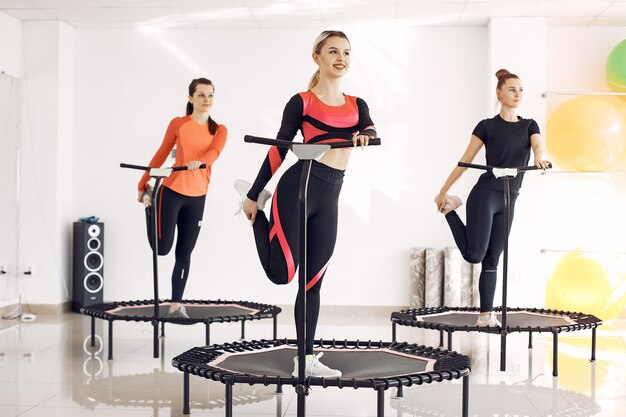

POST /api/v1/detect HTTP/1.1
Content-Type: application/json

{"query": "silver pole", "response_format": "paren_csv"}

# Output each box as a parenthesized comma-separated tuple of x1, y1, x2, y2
(542, 91, 626, 98)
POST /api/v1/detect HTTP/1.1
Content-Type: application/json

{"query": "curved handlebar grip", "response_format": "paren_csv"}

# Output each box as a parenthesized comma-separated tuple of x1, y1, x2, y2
(458, 161, 552, 171)
(120, 163, 207, 172)
(517, 162, 552, 171)
(244, 135, 381, 149)
(171, 163, 207, 171)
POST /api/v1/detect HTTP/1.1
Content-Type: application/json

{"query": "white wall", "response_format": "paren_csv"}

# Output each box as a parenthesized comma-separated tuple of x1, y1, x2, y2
(0, 11, 22, 78)
(19, 21, 75, 305)
(71, 26, 487, 307)
(487, 18, 549, 309)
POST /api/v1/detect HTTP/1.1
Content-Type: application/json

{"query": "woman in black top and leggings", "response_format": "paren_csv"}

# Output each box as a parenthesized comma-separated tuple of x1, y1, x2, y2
(435, 69, 550, 326)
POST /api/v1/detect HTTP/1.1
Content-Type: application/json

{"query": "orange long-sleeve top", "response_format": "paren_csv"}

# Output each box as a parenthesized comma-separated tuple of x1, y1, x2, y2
(138, 115, 228, 197)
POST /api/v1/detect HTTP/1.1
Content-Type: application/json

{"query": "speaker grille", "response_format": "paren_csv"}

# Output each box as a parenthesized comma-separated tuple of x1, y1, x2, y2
(84, 272, 103, 293)
(84, 251, 103, 272)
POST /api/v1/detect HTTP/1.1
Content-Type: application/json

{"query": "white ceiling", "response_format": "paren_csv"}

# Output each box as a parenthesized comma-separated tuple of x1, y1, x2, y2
(0, 0, 625, 29)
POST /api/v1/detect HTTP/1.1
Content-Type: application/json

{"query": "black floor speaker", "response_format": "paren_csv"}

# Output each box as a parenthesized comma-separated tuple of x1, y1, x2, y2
(72, 222, 104, 312)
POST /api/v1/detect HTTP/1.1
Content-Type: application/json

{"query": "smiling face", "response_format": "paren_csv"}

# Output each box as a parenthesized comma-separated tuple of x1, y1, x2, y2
(313, 36, 351, 81)
(497, 78, 523, 108)
(188, 83, 214, 113)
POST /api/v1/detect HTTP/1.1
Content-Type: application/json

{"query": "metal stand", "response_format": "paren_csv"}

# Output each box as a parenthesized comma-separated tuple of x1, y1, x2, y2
(120, 163, 204, 358)
(244, 135, 380, 417)
(458, 162, 551, 372)
(292, 143, 331, 417)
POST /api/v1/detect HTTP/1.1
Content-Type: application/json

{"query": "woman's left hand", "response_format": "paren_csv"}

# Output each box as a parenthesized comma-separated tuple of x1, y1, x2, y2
(534, 158, 551, 170)
(353, 134, 371, 149)
(187, 160, 203, 171)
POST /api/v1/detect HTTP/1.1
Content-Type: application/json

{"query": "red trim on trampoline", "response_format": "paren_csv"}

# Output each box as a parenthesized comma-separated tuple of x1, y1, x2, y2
(306, 262, 328, 291)
(268, 146, 282, 175)
(268, 189, 296, 283)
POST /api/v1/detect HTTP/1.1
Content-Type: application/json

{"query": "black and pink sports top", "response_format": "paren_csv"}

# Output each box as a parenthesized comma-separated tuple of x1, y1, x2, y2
(247, 90, 376, 200)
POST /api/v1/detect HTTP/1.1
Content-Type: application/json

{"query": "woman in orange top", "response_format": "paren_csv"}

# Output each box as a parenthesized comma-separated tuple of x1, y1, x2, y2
(137, 78, 227, 318)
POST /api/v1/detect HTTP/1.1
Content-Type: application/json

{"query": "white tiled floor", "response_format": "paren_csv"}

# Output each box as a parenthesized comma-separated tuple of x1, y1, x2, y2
(0, 308, 624, 416)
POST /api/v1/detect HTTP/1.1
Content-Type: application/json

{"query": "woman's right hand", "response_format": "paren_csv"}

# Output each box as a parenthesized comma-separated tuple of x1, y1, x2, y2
(138, 184, 152, 208)
(434, 191, 448, 213)
(242, 197, 258, 224)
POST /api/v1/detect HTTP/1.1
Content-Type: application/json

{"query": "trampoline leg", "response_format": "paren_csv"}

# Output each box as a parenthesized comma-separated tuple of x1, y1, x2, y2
(439, 330, 444, 347)
(500, 332, 507, 372)
(90, 316, 96, 347)
(225, 381, 233, 417)
(275, 388, 283, 417)
(392, 323, 396, 343)
(297, 387, 306, 417)
(153, 320, 159, 359)
(276, 383, 283, 394)
(447, 331, 453, 351)
(183, 371, 190, 415)
(528, 332, 533, 349)
(107, 320, 113, 361)
(205, 323, 210, 346)
(241, 321, 245, 340)
(591, 327, 597, 362)
(273, 315, 278, 339)
(377, 388, 385, 417)
(161, 321, 165, 338)
(552, 333, 558, 377)
(462, 375, 469, 417)
(394, 384, 403, 398)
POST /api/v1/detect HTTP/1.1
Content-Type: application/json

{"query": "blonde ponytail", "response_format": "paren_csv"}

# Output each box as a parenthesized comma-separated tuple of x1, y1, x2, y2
(308, 69, 321, 90)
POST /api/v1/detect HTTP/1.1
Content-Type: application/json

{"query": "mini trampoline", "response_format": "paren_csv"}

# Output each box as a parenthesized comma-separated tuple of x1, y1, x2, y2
(391, 307, 601, 376)
(172, 338, 471, 417)
(83, 163, 283, 359)
(168, 136, 471, 417)
(392, 162, 603, 376)
(81, 299, 281, 360)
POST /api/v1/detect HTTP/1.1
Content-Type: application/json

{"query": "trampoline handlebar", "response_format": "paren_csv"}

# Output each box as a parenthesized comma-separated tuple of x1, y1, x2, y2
(120, 163, 207, 171)
(457, 161, 552, 171)
(244, 135, 381, 149)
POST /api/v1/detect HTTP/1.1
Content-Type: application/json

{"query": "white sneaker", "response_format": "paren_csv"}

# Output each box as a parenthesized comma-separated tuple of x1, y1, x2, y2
(476, 312, 501, 327)
(292, 352, 342, 378)
(445, 194, 463, 210)
(234, 179, 272, 215)
(167, 305, 189, 319)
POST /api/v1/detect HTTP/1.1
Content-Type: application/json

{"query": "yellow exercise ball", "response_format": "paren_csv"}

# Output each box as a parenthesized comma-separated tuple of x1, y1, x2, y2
(546, 252, 626, 321)
(547, 97, 626, 171)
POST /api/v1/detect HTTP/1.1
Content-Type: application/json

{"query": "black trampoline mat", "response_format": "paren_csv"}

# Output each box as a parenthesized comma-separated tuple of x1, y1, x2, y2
(415, 310, 575, 328)
(106, 302, 259, 318)
(211, 345, 435, 379)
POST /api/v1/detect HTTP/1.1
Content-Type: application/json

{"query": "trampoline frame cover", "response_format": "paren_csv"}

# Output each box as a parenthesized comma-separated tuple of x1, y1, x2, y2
(392, 306, 602, 333)
(81, 299, 281, 324)
(172, 339, 470, 390)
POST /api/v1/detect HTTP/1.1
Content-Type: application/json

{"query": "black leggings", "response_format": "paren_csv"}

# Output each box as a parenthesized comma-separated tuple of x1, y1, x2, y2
(252, 160, 344, 355)
(145, 186, 205, 302)
(445, 186, 517, 312)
